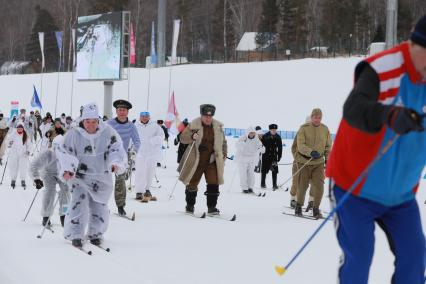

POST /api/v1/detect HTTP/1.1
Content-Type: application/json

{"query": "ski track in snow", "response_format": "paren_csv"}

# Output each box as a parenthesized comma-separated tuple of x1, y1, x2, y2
(0, 137, 424, 284)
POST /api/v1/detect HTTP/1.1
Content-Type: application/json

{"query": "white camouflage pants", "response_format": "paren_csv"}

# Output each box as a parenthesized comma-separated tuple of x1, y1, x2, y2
(9, 154, 28, 181)
(40, 175, 70, 217)
(238, 161, 256, 191)
(0, 137, 6, 159)
(64, 185, 109, 241)
(135, 156, 157, 193)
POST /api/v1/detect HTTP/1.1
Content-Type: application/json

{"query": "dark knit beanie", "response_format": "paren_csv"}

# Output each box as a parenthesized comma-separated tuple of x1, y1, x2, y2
(411, 15, 426, 48)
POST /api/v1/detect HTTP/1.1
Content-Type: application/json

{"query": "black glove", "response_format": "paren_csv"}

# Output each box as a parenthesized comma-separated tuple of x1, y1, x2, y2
(310, 151, 320, 159)
(386, 107, 424, 134)
(34, 179, 44, 189)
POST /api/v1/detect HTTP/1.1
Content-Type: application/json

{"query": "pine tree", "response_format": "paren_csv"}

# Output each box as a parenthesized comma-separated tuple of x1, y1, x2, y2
(88, 0, 129, 14)
(279, 0, 297, 51)
(352, 0, 370, 52)
(211, 0, 235, 61)
(397, 0, 413, 42)
(177, 0, 192, 61)
(279, 0, 308, 55)
(372, 24, 385, 42)
(25, 5, 60, 72)
(256, 0, 279, 47)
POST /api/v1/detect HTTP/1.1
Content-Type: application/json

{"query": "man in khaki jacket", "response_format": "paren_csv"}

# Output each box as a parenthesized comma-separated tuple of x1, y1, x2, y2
(289, 116, 315, 209)
(294, 108, 332, 218)
(178, 104, 227, 215)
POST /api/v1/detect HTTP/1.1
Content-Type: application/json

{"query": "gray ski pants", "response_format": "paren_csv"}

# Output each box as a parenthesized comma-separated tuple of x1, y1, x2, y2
(40, 175, 70, 217)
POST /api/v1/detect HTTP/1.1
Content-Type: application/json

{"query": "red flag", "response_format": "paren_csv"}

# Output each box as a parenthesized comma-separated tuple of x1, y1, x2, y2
(165, 92, 177, 129)
(130, 23, 136, 65)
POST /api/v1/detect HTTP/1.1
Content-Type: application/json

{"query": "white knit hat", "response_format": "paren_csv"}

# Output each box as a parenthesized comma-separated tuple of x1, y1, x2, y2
(81, 103, 99, 120)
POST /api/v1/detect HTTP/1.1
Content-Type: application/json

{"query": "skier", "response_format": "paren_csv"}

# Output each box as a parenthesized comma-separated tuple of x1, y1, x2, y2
(64, 116, 75, 130)
(46, 118, 66, 147)
(107, 99, 140, 215)
(0, 110, 8, 165)
(178, 104, 227, 215)
(30, 135, 70, 227)
(260, 124, 282, 190)
(174, 118, 189, 163)
(39, 114, 53, 151)
(7, 123, 32, 189)
(134, 111, 164, 202)
(156, 119, 169, 167)
(326, 15, 426, 284)
(289, 116, 316, 209)
(34, 110, 42, 140)
(253, 126, 263, 173)
(293, 108, 332, 218)
(235, 127, 264, 194)
(57, 103, 127, 248)
(29, 111, 38, 142)
(60, 113, 66, 126)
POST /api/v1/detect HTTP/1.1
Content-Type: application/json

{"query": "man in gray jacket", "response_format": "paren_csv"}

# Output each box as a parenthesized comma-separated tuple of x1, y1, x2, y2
(30, 135, 70, 227)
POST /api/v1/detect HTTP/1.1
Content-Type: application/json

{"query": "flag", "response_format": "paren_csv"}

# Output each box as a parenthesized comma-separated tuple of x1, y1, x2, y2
(38, 32, 45, 70)
(31, 85, 43, 109)
(55, 31, 63, 70)
(150, 21, 157, 66)
(130, 23, 136, 65)
(72, 28, 76, 69)
(171, 19, 181, 65)
(165, 92, 177, 129)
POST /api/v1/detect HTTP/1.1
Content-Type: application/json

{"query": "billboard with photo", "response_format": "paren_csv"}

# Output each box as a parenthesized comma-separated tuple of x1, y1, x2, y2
(76, 12, 122, 80)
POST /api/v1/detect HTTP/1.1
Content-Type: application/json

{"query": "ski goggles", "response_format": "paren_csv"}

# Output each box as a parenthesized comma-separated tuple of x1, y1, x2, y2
(140, 111, 150, 117)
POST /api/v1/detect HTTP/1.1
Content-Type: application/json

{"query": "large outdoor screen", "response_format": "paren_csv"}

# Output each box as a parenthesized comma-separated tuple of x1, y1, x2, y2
(76, 12, 122, 80)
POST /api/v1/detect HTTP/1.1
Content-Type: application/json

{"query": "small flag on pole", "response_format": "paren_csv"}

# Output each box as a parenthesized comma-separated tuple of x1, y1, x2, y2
(38, 32, 45, 71)
(130, 23, 136, 65)
(31, 85, 43, 109)
(165, 92, 177, 129)
(150, 21, 157, 66)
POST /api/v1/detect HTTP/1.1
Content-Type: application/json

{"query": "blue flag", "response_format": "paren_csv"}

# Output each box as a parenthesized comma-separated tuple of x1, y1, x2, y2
(31, 85, 43, 109)
(150, 21, 157, 66)
(55, 31, 63, 70)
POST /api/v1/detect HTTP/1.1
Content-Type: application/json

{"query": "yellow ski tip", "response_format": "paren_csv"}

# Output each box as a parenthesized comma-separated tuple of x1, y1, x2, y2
(275, 265, 286, 276)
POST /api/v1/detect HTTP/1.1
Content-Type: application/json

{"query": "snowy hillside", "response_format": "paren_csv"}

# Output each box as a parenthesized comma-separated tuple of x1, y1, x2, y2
(0, 58, 425, 284)
(0, 57, 362, 133)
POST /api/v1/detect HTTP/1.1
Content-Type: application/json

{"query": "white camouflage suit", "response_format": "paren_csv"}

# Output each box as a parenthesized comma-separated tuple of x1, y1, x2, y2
(30, 144, 70, 218)
(57, 122, 127, 241)
(6, 128, 33, 182)
(235, 127, 265, 191)
(134, 120, 165, 194)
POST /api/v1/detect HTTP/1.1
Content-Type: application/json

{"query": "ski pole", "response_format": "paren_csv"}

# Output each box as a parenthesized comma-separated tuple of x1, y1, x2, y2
(37, 195, 60, 239)
(0, 155, 9, 185)
(22, 187, 41, 222)
(277, 158, 313, 190)
(168, 141, 196, 200)
(275, 134, 399, 277)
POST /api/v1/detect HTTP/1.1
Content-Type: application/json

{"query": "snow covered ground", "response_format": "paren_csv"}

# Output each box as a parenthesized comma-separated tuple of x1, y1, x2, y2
(0, 139, 425, 284)
(0, 58, 425, 284)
